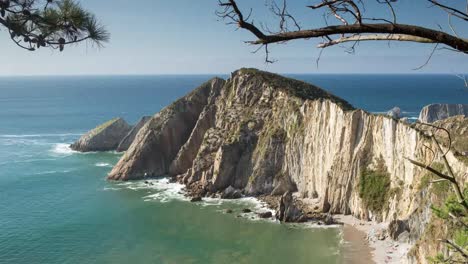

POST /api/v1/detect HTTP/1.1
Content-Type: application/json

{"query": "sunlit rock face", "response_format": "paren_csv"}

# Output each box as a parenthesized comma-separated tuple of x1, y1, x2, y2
(116, 116, 152, 152)
(107, 78, 225, 181)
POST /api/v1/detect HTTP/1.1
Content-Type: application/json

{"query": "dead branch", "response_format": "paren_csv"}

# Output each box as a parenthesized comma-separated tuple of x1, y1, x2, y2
(317, 34, 436, 48)
(217, 0, 468, 55)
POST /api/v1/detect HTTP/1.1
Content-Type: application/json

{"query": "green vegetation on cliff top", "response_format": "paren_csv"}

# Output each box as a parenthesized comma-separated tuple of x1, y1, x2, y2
(238, 68, 354, 111)
(92, 118, 120, 135)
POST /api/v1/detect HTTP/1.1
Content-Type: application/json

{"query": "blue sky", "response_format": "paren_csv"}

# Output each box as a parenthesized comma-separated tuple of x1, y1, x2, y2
(0, 0, 466, 75)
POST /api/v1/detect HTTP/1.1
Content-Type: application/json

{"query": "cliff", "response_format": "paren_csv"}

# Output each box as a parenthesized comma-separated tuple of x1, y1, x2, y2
(108, 77, 225, 180)
(106, 69, 467, 263)
(70, 117, 132, 152)
(419, 104, 468, 123)
(117, 116, 152, 152)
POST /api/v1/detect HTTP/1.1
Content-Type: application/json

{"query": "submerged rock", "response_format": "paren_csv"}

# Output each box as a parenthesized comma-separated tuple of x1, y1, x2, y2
(190, 196, 202, 202)
(117, 116, 152, 152)
(70, 118, 132, 152)
(258, 211, 273, 219)
(418, 103, 468, 123)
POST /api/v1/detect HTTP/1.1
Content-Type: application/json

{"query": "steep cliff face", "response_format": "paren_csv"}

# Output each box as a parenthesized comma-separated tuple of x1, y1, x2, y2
(107, 69, 467, 262)
(117, 116, 152, 152)
(107, 78, 225, 180)
(70, 118, 132, 152)
(419, 104, 468, 123)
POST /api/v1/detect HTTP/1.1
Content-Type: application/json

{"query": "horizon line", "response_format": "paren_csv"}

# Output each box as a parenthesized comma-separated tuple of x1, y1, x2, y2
(0, 72, 466, 77)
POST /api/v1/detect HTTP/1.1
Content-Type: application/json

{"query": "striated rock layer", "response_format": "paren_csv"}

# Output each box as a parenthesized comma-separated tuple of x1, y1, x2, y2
(107, 69, 468, 263)
(117, 116, 152, 152)
(419, 103, 468, 123)
(70, 118, 132, 152)
(108, 77, 225, 180)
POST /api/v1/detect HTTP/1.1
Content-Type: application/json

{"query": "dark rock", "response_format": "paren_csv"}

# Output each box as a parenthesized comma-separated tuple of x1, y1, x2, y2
(323, 213, 335, 225)
(322, 200, 331, 213)
(311, 190, 319, 199)
(242, 208, 252, 213)
(221, 186, 242, 199)
(258, 211, 273, 218)
(388, 219, 410, 240)
(276, 191, 305, 222)
(190, 196, 202, 202)
(225, 209, 233, 214)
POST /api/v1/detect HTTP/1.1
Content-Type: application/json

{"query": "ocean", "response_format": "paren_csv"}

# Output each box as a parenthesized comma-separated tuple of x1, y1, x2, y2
(0, 74, 467, 264)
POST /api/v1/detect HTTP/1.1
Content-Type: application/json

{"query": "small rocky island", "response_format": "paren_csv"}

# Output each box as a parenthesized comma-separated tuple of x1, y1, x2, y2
(71, 116, 151, 152)
(72, 69, 468, 263)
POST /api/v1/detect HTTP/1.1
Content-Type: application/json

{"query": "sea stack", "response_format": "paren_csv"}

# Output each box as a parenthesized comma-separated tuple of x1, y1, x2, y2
(418, 103, 468, 123)
(70, 118, 132, 152)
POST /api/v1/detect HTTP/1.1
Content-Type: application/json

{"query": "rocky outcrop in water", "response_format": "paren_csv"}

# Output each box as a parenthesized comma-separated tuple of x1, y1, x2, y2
(104, 69, 467, 263)
(418, 103, 468, 123)
(117, 116, 152, 152)
(70, 118, 132, 152)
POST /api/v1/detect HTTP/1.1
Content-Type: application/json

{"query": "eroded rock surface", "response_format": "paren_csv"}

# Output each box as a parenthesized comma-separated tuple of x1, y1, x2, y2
(117, 116, 152, 152)
(107, 78, 225, 180)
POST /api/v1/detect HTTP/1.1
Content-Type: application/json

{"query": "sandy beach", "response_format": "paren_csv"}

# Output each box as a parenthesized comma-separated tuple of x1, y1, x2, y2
(337, 215, 411, 264)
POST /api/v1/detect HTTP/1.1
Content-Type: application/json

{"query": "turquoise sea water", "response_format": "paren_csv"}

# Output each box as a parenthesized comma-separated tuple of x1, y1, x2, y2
(0, 74, 467, 264)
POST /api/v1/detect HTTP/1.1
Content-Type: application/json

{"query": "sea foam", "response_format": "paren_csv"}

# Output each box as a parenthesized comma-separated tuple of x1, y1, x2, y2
(50, 143, 78, 156)
(95, 162, 113, 167)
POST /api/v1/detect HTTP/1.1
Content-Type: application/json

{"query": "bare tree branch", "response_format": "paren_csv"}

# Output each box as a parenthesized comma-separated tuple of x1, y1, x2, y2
(217, 0, 468, 55)
(317, 33, 436, 48)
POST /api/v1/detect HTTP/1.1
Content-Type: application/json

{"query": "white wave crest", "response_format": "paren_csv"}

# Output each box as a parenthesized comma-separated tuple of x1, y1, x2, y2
(140, 178, 188, 203)
(109, 178, 188, 203)
(50, 143, 77, 156)
(33, 169, 75, 175)
(95, 162, 113, 167)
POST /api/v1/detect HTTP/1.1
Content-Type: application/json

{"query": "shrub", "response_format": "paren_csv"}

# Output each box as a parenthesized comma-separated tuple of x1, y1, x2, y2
(359, 159, 391, 213)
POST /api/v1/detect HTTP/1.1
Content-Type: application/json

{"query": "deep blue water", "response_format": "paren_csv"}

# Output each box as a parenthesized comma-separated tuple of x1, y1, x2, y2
(0, 74, 466, 264)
